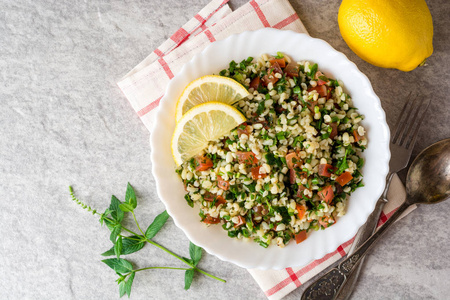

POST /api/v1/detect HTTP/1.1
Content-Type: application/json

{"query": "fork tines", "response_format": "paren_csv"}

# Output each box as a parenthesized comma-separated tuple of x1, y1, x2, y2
(391, 93, 431, 149)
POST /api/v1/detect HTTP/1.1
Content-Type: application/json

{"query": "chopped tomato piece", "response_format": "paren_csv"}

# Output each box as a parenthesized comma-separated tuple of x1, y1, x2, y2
(234, 215, 246, 228)
(217, 176, 230, 190)
(317, 78, 328, 86)
(296, 203, 307, 220)
(251, 166, 268, 180)
(215, 195, 227, 206)
(271, 61, 283, 74)
(318, 164, 335, 177)
(305, 100, 318, 112)
(203, 191, 216, 201)
(284, 62, 299, 77)
(335, 182, 343, 195)
(329, 122, 338, 139)
(318, 215, 336, 228)
(336, 172, 353, 186)
(318, 185, 334, 204)
(249, 76, 260, 90)
(203, 192, 226, 206)
(308, 85, 328, 97)
(236, 151, 258, 165)
(353, 129, 363, 142)
(295, 231, 307, 244)
(261, 74, 279, 86)
(203, 214, 220, 224)
(285, 152, 301, 169)
(195, 155, 213, 171)
(270, 58, 286, 68)
(289, 168, 296, 184)
(237, 122, 252, 137)
(326, 86, 333, 100)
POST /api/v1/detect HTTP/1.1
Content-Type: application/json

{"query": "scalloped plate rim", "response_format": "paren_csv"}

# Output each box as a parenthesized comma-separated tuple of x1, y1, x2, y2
(150, 28, 390, 270)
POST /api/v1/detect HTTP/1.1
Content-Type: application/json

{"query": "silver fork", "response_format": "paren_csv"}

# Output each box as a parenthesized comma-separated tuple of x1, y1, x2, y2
(301, 94, 431, 300)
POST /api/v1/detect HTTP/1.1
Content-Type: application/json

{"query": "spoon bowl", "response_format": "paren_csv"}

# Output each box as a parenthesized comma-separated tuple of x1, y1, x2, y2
(406, 138, 450, 205)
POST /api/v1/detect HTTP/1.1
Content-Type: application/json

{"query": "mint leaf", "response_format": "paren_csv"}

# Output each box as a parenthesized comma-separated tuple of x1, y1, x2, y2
(119, 281, 126, 298)
(109, 195, 124, 223)
(125, 272, 135, 297)
(182, 257, 194, 265)
(119, 203, 134, 212)
(110, 225, 121, 243)
(145, 210, 169, 239)
(102, 235, 145, 256)
(102, 258, 133, 274)
(256, 100, 265, 115)
(114, 236, 123, 259)
(125, 183, 137, 209)
(189, 242, 202, 266)
(184, 269, 194, 290)
(101, 248, 115, 257)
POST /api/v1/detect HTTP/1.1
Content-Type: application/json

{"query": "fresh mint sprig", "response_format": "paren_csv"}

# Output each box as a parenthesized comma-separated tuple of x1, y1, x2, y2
(69, 183, 226, 298)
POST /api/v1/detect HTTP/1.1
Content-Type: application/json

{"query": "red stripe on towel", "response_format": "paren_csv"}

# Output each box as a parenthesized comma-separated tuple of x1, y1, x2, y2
(158, 57, 174, 79)
(250, 0, 270, 27)
(137, 95, 163, 117)
(273, 13, 299, 29)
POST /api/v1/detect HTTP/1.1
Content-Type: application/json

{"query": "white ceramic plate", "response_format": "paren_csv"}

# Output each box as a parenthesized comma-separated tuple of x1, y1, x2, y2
(151, 28, 390, 270)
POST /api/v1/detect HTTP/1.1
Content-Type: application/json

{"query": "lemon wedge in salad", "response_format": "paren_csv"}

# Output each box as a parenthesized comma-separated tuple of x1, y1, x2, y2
(171, 102, 246, 166)
(175, 75, 249, 122)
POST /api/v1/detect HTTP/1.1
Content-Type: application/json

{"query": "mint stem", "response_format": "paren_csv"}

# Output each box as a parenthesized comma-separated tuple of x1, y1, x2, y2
(134, 266, 191, 272)
(102, 216, 226, 283)
(132, 211, 146, 237)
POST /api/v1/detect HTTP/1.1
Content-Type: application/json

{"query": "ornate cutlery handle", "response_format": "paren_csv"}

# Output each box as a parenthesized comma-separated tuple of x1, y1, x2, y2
(302, 201, 409, 300)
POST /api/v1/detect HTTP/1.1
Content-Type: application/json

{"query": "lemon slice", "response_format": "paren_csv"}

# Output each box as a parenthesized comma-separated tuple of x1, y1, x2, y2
(175, 75, 250, 122)
(171, 102, 246, 166)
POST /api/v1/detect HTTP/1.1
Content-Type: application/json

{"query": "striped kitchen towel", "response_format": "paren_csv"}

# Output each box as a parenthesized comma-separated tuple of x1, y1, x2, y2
(117, 0, 306, 132)
(117, 0, 414, 299)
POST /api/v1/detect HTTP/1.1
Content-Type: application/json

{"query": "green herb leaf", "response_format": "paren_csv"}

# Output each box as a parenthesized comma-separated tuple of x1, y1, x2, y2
(145, 210, 169, 240)
(184, 194, 194, 208)
(114, 236, 123, 259)
(119, 281, 126, 298)
(110, 195, 124, 223)
(101, 248, 115, 257)
(102, 235, 145, 256)
(183, 257, 194, 265)
(256, 100, 265, 115)
(189, 242, 202, 266)
(110, 225, 122, 243)
(119, 203, 134, 212)
(125, 183, 137, 209)
(125, 272, 135, 297)
(102, 258, 133, 274)
(184, 269, 195, 290)
(308, 63, 318, 79)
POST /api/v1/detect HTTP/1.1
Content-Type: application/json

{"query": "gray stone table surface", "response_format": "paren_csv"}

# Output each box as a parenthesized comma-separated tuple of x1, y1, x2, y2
(1, 0, 449, 299)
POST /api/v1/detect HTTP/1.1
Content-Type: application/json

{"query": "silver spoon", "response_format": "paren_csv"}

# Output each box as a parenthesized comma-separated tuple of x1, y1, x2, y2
(302, 138, 450, 300)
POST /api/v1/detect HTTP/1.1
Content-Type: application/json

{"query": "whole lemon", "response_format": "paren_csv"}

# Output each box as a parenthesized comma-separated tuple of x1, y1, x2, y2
(338, 0, 433, 72)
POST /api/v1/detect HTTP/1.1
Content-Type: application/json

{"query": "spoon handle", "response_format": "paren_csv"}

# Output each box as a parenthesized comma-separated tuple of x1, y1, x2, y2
(301, 202, 410, 300)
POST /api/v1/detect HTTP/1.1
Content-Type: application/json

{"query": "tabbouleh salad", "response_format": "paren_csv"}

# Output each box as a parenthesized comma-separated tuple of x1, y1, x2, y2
(175, 53, 367, 248)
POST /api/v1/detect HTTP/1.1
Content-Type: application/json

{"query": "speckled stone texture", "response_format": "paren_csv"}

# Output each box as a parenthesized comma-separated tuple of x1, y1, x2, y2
(1, 0, 449, 299)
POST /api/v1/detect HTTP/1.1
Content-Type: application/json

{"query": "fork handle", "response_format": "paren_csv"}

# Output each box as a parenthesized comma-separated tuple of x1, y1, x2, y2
(335, 198, 387, 300)
(335, 173, 394, 299)
(301, 201, 410, 300)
